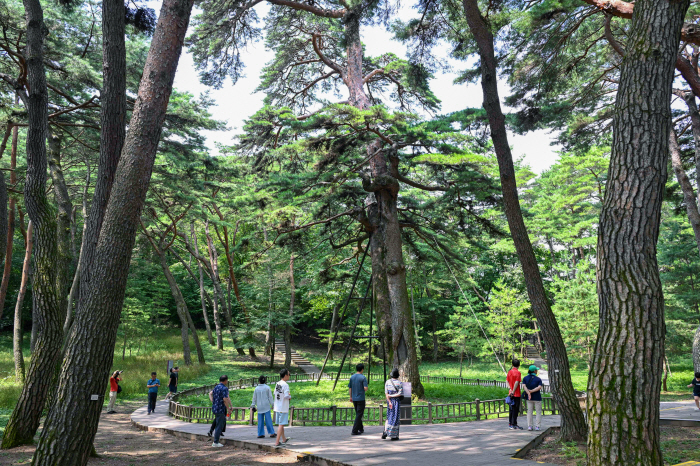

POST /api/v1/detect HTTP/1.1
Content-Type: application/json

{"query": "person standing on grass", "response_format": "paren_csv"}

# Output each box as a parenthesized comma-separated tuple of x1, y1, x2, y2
(165, 367, 179, 400)
(274, 368, 292, 447)
(107, 370, 122, 414)
(252, 375, 276, 439)
(147, 372, 160, 415)
(348, 363, 368, 435)
(687, 372, 700, 411)
(211, 375, 232, 448)
(522, 365, 543, 431)
(507, 359, 523, 430)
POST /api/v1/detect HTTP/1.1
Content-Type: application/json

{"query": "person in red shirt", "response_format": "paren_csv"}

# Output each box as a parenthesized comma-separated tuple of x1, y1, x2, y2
(506, 359, 523, 430)
(107, 370, 122, 414)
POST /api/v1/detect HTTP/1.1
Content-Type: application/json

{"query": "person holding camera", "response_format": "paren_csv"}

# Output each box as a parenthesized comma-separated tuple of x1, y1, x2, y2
(251, 375, 276, 439)
(107, 370, 122, 414)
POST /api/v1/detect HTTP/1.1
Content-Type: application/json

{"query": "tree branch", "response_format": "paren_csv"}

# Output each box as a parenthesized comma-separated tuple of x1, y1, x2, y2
(266, 0, 345, 17)
(312, 33, 344, 74)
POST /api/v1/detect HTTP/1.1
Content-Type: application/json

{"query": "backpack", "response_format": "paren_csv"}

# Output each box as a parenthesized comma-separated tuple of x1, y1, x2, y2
(117, 384, 123, 394)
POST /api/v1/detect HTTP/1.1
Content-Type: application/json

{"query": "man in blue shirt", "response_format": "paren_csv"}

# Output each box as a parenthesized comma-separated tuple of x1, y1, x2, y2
(522, 365, 543, 431)
(211, 375, 232, 447)
(146, 372, 160, 415)
(348, 363, 368, 435)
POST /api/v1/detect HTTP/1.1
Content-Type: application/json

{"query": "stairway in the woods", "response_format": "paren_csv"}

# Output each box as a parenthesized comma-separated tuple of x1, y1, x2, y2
(522, 344, 549, 386)
(274, 340, 322, 374)
(523, 345, 542, 361)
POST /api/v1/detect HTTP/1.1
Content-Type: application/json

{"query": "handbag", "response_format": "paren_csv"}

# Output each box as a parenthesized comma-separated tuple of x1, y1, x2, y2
(117, 384, 123, 394)
(505, 395, 513, 406)
(390, 379, 405, 402)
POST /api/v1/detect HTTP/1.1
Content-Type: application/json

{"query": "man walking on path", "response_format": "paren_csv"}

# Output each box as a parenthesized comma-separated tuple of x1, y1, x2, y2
(166, 367, 179, 400)
(507, 359, 523, 430)
(147, 372, 160, 415)
(348, 363, 368, 435)
(687, 372, 700, 411)
(107, 370, 122, 414)
(522, 365, 543, 431)
(274, 368, 292, 447)
(251, 375, 276, 438)
(211, 375, 232, 448)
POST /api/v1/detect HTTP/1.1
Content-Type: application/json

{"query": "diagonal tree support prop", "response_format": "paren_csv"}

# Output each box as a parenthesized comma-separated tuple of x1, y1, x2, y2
(316, 240, 370, 385)
(332, 274, 373, 391)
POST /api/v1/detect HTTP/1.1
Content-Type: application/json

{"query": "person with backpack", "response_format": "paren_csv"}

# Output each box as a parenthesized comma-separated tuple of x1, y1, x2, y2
(106, 370, 122, 414)
(522, 365, 543, 431)
(348, 363, 368, 435)
(147, 372, 160, 415)
(506, 359, 523, 430)
(251, 375, 276, 438)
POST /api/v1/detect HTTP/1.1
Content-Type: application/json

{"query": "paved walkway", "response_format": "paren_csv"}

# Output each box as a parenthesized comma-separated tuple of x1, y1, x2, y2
(132, 401, 559, 465)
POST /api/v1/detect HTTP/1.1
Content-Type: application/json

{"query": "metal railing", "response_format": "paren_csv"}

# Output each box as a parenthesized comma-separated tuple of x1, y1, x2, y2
(167, 373, 555, 425)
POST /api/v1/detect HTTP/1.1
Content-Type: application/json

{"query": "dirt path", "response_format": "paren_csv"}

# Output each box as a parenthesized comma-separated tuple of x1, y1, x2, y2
(0, 401, 300, 465)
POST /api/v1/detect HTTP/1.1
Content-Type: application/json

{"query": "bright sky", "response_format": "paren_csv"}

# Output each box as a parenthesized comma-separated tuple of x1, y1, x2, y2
(170, 3, 561, 174)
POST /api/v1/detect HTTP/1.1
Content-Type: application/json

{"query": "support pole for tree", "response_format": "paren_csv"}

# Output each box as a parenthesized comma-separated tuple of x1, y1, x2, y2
(316, 242, 370, 384)
(332, 276, 372, 391)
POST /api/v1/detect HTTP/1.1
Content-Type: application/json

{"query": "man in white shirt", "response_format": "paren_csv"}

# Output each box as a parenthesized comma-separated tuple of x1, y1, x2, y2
(273, 368, 292, 447)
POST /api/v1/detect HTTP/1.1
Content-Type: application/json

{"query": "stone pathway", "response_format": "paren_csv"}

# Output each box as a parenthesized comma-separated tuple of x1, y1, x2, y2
(132, 401, 559, 465)
(275, 340, 322, 375)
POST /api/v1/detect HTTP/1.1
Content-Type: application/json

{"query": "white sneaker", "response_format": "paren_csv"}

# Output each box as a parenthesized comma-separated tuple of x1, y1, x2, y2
(696, 408, 700, 412)
(212, 442, 224, 448)
(528, 426, 533, 431)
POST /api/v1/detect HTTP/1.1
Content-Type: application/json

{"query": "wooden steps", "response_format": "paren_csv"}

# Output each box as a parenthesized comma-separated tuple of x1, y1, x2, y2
(274, 340, 321, 374)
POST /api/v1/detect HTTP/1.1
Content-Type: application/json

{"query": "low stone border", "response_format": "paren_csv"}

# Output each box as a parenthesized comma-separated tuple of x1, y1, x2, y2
(511, 426, 559, 459)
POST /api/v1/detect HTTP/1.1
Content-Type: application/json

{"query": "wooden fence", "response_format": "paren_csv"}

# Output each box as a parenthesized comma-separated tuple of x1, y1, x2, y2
(168, 373, 555, 425)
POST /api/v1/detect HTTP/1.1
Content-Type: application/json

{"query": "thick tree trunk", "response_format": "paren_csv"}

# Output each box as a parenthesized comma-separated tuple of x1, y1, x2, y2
(76, 0, 126, 299)
(13, 221, 32, 383)
(587, 0, 689, 464)
(184, 300, 205, 364)
(192, 223, 215, 346)
(264, 228, 274, 356)
(432, 310, 438, 363)
(31, 0, 194, 461)
(344, 11, 422, 394)
(157, 252, 192, 365)
(1, 0, 63, 448)
(211, 287, 224, 350)
(64, 167, 90, 336)
(369, 205, 392, 365)
(462, 0, 587, 441)
(284, 253, 294, 368)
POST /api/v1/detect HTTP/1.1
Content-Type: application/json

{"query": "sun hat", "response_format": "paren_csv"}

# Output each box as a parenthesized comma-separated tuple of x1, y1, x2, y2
(528, 365, 539, 373)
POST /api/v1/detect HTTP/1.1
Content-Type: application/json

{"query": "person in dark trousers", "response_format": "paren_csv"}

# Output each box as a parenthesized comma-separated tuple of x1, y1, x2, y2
(147, 372, 160, 415)
(166, 366, 179, 400)
(348, 363, 368, 435)
(506, 359, 523, 430)
(211, 375, 232, 447)
(207, 388, 226, 438)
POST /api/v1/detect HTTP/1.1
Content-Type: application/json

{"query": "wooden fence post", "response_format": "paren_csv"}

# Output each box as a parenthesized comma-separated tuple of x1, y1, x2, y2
(475, 399, 480, 421)
(188, 405, 193, 422)
(476, 378, 480, 386)
(380, 404, 384, 425)
(551, 398, 556, 415)
(331, 405, 337, 426)
(290, 406, 295, 426)
(428, 402, 433, 424)
(249, 407, 255, 425)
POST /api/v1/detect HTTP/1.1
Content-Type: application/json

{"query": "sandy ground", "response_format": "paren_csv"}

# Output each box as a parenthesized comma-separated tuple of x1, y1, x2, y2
(0, 401, 301, 465)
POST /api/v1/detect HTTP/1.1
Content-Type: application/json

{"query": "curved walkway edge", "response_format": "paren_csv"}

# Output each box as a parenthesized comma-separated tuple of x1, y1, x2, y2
(131, 401, 561, 465)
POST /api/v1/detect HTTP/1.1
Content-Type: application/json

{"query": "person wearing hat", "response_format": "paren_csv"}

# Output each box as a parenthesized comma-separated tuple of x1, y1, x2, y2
(522, 365, 543, 431)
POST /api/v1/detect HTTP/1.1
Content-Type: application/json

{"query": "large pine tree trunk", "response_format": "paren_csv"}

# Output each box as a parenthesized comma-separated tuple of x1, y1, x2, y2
(1, 0, 63, 447)
(693, 324, 700, 373)
(31, 0, 195, 461)
(587, 0, 689, 463)
(343, 11, 423, 395)
(328, 304, 339, 360)
(669, 129, 700, 253)
(461, 0, 587, 441)
(13, 220, 32, 383)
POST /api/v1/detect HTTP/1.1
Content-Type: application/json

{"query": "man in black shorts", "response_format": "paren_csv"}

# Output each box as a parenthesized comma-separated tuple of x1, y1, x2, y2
(687, 371, 700, 411)
(166, 367, 179, 400)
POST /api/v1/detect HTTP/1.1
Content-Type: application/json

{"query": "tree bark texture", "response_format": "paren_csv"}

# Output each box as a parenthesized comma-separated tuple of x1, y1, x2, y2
(77, 0, 126, 297)
(669, 129, 700, 255)
(462, 0, 587, 441)
(2, 0, 63, 448)
(31, 0, 194, 461)
(13, 220, 32, 384)
(157, 252, 192, 365)
(64, 166, 90, 336)
(693, 324, 700, 372)
(328, 304, 339, 360)
(588, 0, 689, 464)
